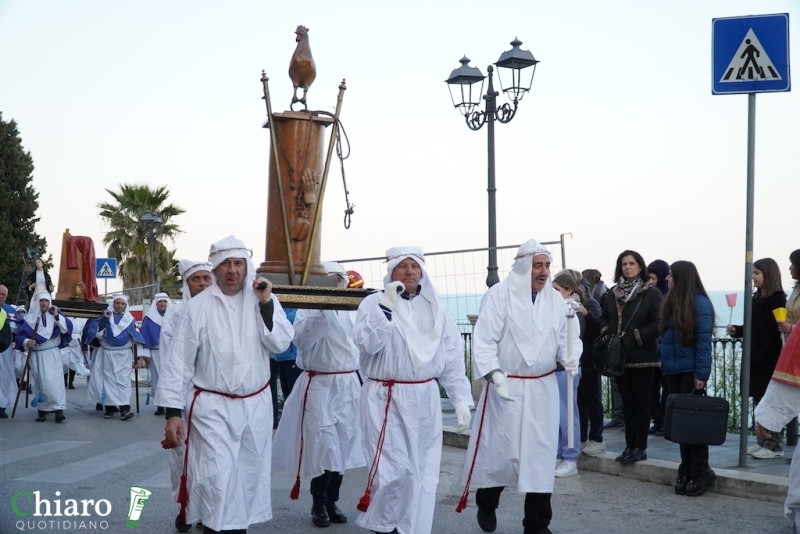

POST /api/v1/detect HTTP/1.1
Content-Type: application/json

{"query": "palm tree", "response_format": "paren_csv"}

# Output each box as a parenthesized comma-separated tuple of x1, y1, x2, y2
(97, 184, 185, 303)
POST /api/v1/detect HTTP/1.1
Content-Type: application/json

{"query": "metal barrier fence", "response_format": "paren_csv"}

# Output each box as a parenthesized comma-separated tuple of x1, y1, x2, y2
(337, 240, 567, 333)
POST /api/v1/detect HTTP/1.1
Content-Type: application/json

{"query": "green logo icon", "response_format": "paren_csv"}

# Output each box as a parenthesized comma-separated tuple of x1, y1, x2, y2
(126, 486, 152, 529)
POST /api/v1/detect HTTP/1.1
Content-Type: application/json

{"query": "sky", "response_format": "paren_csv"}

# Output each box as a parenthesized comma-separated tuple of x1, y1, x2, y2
(0, 0, 798, 294)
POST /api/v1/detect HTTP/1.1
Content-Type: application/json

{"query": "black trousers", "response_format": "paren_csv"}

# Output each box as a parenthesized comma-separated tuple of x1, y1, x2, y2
(665, 373, 710, 477)
(615, 367, 655, 450)
(649, 370, 668, 427)
(270, 359, 304, 428)
(577, 369, 604, 443)
(309, 470, 343, 506)
(476, 486, 551, 531)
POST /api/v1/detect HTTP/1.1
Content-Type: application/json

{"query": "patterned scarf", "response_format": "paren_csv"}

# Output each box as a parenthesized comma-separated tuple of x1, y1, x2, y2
(613, 277, 642, 303)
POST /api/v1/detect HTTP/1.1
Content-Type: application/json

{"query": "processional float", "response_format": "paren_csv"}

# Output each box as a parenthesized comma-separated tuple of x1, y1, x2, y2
(256, 25, 369, 310)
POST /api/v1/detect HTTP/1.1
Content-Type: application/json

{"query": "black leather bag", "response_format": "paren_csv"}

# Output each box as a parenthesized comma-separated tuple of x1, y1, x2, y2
(664, 389, 729, 446)
(593, 297, 643, 378)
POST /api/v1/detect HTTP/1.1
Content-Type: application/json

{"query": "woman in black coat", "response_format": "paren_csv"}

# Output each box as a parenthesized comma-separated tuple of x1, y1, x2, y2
(600, 250, 664, 463)
(727, 257, 786, 459)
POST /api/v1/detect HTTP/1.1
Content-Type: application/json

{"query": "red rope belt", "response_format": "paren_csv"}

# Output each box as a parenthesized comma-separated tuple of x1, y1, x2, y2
(455, 369, 556, 513)
(356, 377, 435, 512)
(176, 381, 271, 525)
(289, 369, 357, 500)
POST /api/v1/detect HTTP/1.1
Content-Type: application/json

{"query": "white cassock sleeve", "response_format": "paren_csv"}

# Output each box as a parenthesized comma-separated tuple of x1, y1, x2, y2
(755, 380, 800, 433)
(155, 309, 199, 410)
(556, 314, 581, 371)
(471, 289, 505, 380)
(258, 294, 293, 355)
(439, 316, 474, 410)
(352, 295, 394, 357)
(292, 309, 328, 351)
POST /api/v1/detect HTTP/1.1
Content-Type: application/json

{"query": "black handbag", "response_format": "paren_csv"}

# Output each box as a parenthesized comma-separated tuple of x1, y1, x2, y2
(593, 297, 643, 378)
(664, 389, 729, 446)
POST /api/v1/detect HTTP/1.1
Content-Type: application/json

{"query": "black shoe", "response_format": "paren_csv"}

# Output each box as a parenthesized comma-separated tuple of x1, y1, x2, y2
(104, 411, 113, 419)
(120, 410, 134, 421)
(96, 403, 104, 411)
(615, 447, 632, 461)
(476, 506, 497, 533)
(622, 447, 647, 463)
(674, 475, 688, 495)
(649, 424, 661, 435)
(603, 420, 623, 429)
(154, 407, 165, 416)
(35, 415, 46, 422)
(655, 428, 664, 437)
(685, 470, 716, 497)
(524, 528, 553, 534)
(174, 515, 192, 532)
(68, 384, 75, 390)
(0, 408, 7, 419)
(326, 503, 347, 524)
(311, 505, 330, 527)
(55, 411, 65, 423)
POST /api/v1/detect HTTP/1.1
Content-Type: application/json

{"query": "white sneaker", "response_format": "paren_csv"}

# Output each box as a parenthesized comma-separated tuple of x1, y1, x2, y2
(555, 458, 563, 468)
(582, 440, 606, 457)
(555, 460, 578, 478)
(747, 444, 762, 454)
(580, 440, 588, 451)
(752, 447, 784, 459)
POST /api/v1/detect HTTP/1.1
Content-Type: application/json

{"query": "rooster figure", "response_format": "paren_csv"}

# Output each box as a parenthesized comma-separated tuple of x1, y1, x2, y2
(289, 25, 316, 108)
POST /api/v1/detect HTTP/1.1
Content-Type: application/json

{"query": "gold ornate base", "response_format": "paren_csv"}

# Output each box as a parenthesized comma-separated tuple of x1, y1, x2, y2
(52, 300, 107, 319)
(272, 285, 375, 311)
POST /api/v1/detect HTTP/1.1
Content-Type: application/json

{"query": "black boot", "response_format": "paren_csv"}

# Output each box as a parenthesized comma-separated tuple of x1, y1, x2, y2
(326, 501, 347, 523)
(55, 410, 65, 423)
(0, 407, 7, 419)
(311, 499, 330, 527)
(35, 410, 46, 422)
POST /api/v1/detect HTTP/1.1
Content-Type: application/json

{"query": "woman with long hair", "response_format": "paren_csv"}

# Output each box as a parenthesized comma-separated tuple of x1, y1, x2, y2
(727, 257, 787, 458)
(778, 249, 800, 336)
(599, 250, 664, 463)
(659, 261, 715, 497)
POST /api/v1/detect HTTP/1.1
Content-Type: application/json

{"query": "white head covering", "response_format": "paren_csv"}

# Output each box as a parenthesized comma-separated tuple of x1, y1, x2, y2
(178, 259, 213, 302)
(503, 239, 561, 365)
(206, 236, 262, 389)
(106, 293, 135, 337)
(144, 292, 171, 327)
(382, 246, 444, 369)
(322, 261, 348, 286)
(25, 291, 56, 340)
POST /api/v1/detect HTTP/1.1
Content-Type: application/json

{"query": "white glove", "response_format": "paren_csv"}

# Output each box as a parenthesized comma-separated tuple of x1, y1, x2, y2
(491, 372, 514, 401)
(563, 362, 579, 374)
(455, 404, 471, 434)
(380, 281, 405, 311)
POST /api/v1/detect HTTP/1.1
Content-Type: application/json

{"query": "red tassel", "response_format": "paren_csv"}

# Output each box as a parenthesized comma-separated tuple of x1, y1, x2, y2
(177, 474, 188, 504)
(356, 492, 371, 512)
(161, 437, 177, 450)
(290, 477, 300, 500)
(455, 493, 468, 513)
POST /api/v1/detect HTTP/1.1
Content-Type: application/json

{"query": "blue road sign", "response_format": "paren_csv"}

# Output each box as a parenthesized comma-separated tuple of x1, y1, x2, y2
(96, 258, 118, 279)
(712, 13, 790, 95)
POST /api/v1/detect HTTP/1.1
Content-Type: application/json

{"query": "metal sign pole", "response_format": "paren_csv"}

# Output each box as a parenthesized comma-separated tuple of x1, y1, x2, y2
(739, 92, 756, 467)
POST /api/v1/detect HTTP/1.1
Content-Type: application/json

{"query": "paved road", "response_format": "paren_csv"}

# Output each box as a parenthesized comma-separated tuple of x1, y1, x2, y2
(0, 383, 792, 534)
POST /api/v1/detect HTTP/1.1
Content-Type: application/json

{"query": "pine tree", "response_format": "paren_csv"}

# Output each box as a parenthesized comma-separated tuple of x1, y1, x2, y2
(0, 113, 48, 301)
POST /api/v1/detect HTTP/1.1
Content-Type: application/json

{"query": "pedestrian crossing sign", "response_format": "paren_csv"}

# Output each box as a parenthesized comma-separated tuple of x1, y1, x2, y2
(712, 13, 790, 95)
(96, 258, 118, 279)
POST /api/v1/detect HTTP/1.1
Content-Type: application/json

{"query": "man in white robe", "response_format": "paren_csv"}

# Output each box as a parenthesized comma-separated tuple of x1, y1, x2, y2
(457, 239, 579, 534)
(85, 294, 145, 420)
(0, 285, 23, 418)
(273, 262, 365, 527)
(139, 292, 171, 415)
(160, 236, 294, 534)
(15, 292, 73, 422)
(154, 259, 213, 533)
(755, 325, 800, 531)
(62, 317, 90, 390)
(353, 246, 473, 534)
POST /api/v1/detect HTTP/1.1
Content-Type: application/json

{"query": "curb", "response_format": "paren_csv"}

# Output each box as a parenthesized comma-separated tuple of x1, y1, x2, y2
(442, 427, 788, 504)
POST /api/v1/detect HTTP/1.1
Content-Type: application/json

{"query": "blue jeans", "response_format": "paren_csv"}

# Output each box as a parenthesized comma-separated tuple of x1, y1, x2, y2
(556, 370, 582, 461)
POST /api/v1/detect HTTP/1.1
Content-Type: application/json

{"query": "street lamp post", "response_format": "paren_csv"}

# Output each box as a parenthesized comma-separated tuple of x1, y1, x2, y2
(140, 210, 163, 298)
(446, 38, 539, 287)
